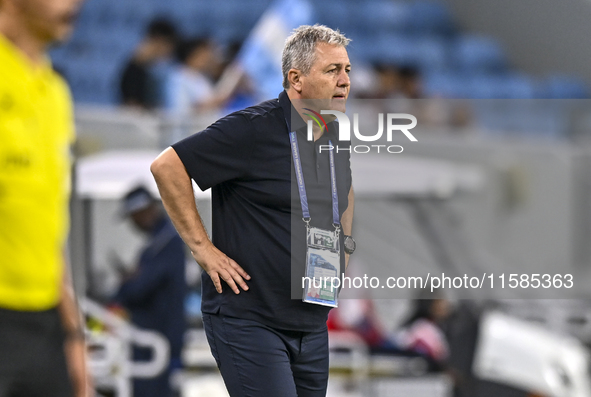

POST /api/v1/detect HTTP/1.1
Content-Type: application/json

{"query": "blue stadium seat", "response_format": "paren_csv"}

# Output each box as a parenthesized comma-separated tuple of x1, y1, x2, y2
(68, 58, 120, 105)
(165, 0, 214, 37)
(345, 33, 373, 63)
(60, 0, 588, 109)
(91, 0, 125, 30)
(75, 0, 106, 29)
(423, 72, 536, 99)
(362, 34, 449, 72)
(373, 33, 419, 65)
(542, 75, 590, 98)
(217, 0, 269, 22)
(414, 36, 451, 73)
(313, 0, 352, 31)
(117, 0, 159, 31)
(354, 1, 411, 32)
(214, 23, 252, 44)
(454, 35, 508, 74)
(423, 71, 468, 98)
(467, 73, 536, 99)
(55, 47, 120, 105)
(407, 1, 454, 35)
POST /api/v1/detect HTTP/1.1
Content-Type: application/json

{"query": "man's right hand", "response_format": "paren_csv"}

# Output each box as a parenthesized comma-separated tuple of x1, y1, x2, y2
(151, 148, 251, 294)
(192, 243, 251, 294)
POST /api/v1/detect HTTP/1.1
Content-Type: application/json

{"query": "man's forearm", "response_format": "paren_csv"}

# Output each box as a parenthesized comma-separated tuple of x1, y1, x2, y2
(341, 186, 354, 236)
(151, 147, 251, 294)
(150, 147, 210, 252)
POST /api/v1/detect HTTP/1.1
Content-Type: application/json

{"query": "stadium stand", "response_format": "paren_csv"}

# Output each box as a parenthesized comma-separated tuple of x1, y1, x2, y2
(50, 0, 589, 106)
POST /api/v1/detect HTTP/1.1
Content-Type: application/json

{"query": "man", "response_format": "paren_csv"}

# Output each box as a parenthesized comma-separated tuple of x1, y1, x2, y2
(151, 25, 355, 396)
(0, 0, 89, 396)
(120, 18, 177, 110)
(113, 186, 186, 397)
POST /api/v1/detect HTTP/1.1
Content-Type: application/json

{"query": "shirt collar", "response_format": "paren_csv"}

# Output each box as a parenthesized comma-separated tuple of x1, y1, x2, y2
(279, 90, 338, 139)
(279, 90, 305, 132)
(0, 33, 53, 77)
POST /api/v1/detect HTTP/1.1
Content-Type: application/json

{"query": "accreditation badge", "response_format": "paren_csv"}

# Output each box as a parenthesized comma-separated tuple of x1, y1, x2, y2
(303, 227, 341, 307)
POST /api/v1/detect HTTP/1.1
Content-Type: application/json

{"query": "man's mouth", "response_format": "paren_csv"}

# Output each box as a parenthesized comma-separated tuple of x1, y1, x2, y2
(333, 94, 346, 99)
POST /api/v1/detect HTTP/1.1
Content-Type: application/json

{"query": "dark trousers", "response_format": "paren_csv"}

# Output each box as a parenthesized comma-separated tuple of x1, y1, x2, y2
(0, 307, 73, 397)
(202, 313, 329, 397)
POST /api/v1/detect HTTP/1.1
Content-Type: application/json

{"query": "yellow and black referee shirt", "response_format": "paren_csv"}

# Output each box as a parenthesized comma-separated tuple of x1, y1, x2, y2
(0, 34, 74, 311)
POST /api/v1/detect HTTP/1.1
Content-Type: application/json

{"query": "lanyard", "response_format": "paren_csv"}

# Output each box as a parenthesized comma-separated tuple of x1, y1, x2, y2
(289, 130, 340, 230)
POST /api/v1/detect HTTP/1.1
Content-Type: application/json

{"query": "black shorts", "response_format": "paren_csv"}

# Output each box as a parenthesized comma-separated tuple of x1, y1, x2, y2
(0, 307, 74, 397)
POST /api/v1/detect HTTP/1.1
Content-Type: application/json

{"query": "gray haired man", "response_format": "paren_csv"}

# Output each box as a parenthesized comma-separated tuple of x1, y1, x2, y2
(151, 24, 355, 396)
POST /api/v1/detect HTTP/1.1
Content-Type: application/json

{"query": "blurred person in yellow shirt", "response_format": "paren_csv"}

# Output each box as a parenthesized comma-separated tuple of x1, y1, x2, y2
(0, 0, 90, 396)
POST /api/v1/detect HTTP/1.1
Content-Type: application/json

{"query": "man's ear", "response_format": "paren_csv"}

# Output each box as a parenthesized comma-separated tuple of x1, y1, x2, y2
(288, 69, 303, 93)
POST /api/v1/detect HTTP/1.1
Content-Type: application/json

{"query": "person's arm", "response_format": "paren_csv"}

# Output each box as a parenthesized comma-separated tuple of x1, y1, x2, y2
(341, 186, 354, 269)
(150, 147, 250, 294)
(58, 257, 92, 397)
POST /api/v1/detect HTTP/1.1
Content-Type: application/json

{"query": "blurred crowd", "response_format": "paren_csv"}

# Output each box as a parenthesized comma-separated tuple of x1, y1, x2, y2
(118, 18, 441, 115)
(119, 18, 235, 113)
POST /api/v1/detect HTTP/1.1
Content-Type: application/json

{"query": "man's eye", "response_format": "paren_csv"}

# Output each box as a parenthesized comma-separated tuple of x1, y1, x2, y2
(345, 69, 351, 74)
(328, 69, 337, 73)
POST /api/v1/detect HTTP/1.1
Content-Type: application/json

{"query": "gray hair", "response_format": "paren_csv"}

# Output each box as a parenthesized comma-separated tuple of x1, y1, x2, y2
(281, 24, 351, 89)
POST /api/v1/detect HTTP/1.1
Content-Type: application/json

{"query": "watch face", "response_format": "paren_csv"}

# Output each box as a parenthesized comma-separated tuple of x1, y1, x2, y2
(344, 236, 356, 254)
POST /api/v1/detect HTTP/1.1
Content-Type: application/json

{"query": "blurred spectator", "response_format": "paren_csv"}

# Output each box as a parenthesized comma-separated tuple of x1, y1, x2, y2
(112, 186, 187, 397)
(164, 37, 217, 114)
(119, 18, 177, 110)
(364, 63, 423, 100)
(398, 65, 423, 99)
(396, 292, 451, 369)
(327, 299, 400, 354)
(371, 63, 402, 99)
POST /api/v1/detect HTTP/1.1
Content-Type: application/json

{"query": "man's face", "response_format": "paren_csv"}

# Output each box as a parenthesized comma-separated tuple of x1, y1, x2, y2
(10, 0, 83, 43)
(129, 205, 156, 233)
(299, 43, 351, 112)
(152, 37, 175, 59)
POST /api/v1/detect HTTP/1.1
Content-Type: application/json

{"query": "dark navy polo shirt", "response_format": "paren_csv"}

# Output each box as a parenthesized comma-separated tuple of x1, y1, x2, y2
(172, 90, 352, 332)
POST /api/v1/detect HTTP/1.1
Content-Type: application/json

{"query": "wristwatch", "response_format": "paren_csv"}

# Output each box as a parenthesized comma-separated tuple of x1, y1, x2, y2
(344, 235, 356, 255)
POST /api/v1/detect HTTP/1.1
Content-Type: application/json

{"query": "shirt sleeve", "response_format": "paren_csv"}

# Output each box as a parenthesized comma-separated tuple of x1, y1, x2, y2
(171, 111, 255, 190)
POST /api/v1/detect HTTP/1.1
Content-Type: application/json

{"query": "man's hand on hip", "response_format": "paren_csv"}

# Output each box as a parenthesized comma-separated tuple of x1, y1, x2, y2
(192, 244, 251, 294)
(151, 148, 251, 294)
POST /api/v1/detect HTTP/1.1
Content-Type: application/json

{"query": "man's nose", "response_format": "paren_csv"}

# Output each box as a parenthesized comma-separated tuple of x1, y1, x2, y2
(337, 70, 350, 87)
